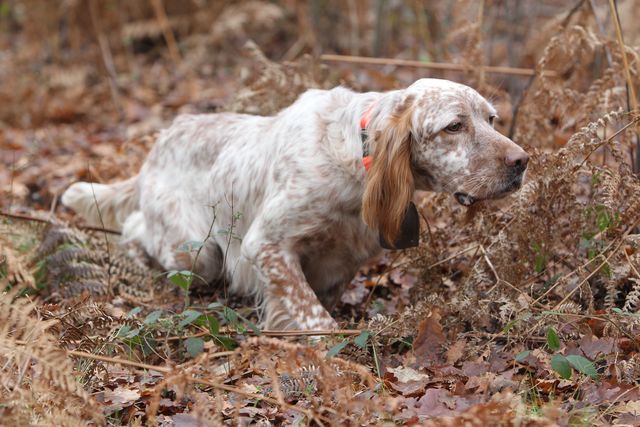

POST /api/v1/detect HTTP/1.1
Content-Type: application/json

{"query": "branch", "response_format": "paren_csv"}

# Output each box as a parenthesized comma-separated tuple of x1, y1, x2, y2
(320, 54, 557, 77)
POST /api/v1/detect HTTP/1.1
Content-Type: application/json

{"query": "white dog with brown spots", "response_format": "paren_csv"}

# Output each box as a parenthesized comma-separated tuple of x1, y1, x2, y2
(62, 78, 528, 330)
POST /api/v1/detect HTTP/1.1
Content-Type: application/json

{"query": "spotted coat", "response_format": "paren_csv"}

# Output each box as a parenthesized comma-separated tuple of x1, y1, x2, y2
(62, 78, 528, 330)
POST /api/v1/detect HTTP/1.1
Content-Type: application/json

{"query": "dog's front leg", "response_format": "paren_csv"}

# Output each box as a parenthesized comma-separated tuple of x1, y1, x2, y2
(242, 236, 338, 331)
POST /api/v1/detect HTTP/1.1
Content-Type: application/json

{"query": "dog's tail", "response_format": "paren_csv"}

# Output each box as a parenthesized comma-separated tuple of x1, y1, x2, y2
(61, 176, 139, 231)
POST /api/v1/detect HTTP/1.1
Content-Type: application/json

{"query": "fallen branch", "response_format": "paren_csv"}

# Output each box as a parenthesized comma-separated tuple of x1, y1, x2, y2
(320, 54, 557, 77)
(165, 328, 363, 341)
(0, 210, 122, 235)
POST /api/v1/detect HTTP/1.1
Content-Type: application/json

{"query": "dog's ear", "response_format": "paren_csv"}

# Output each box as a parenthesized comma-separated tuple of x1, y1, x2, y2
(362, 97, 415, 245)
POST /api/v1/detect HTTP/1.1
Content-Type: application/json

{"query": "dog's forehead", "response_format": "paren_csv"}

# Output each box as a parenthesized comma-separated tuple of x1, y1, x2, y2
(406, 78, 491, 112)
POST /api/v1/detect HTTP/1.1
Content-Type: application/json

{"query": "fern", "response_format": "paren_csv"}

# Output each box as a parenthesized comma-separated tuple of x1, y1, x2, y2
(0, 290, 102, 424)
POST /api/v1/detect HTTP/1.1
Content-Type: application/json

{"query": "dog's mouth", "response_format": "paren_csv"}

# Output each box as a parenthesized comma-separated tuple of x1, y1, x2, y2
(454, 176, 524, 207)
(454, 192, 477, 206)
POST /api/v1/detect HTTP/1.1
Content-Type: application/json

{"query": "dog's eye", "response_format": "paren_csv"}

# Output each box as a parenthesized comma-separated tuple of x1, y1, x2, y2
(489, 115, 497, 126)
(445, 122, 463, 133)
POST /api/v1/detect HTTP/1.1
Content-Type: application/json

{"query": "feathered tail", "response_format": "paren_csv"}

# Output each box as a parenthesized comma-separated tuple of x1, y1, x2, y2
(61, 177, 139, 231)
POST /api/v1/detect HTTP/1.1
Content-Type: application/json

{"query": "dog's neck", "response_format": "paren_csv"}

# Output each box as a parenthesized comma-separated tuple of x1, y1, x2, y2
(355, 90, 402, 165)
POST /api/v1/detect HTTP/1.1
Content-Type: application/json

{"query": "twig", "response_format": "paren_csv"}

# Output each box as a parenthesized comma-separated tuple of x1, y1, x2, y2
(479, 245, 535, 304)
(320, 54, 556, 77)
(551, 227, 633, 310)
(8, 151, 16, 212)
(88, 0, 123, 118)
(530, 236, 620, 307)
(608, 0, 638, 113)
(597, 385, 640, 423)
(165, 328, 363, 342)
(587, 0, 613, 67)
(88, 178, 113, 295)
(363, 251, 404, 309)
(624, 246, 640, 281)
(427, 244, 480, 270)
(508, 73, 536, 139)
(150, 0, 181, 64)
(574, 116, 640, 171)
(508, 0, 587, 139)
(254, 329, 363, 337)
(0, 210, 122, 234)
(68, 349, 171, 373)
(608, 0, 640, 173)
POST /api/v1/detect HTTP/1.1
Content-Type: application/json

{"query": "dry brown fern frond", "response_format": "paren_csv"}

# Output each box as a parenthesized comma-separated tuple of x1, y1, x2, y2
(622, 278, 640, 312)
(226, 40, 330, 116)
(514, 23, 633, 149)
(227, 336, 382, 423)
(210, 1, 285, 44)
(0, 290, 102, 424)
(33, 222, 156, 303)
(617, 353, 640, 385)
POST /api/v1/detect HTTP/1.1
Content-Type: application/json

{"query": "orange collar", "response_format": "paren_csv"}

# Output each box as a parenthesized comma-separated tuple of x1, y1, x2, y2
(360, 103, 375, 171)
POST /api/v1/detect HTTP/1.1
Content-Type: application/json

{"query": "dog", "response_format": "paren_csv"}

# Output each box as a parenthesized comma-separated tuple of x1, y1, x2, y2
(62, 78, 528, 330)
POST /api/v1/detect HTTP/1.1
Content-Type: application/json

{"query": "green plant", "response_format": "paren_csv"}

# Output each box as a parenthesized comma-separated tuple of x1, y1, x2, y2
(516, 327, 598, 380)
(326, 330, 371, 359)
(117, 303, 261, 358)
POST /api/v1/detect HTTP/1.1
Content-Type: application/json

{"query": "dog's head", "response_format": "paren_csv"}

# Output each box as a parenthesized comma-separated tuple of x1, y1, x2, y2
(362, 78, 529, 243)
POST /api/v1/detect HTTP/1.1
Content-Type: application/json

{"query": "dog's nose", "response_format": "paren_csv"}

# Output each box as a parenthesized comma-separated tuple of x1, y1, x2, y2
(505, 150, 529, 172)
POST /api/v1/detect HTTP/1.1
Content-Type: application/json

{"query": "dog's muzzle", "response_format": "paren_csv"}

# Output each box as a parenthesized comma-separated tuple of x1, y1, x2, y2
(454, 192, 477, 206)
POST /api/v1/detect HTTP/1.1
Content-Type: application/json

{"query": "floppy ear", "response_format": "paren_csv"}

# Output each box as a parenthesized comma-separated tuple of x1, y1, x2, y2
(362, 99, 415, 245)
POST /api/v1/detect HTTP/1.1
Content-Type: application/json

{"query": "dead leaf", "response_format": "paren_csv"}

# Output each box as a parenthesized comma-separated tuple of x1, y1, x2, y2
(446, 340, 466, 365)
(413, 308, 446, 366)
(385, 366, 430, 397)
(103, 387, 141, 405)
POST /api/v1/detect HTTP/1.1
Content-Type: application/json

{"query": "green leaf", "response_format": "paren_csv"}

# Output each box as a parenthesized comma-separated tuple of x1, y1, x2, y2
(144, 310, 163, 325)
(178, 309, 202, 328)
(207, 302, 223, 310)
(612, 307, 623, 314)
(534, 253, 546, 273)
(207, 316, 220, 335)
(546, 327, 560, 352)
(185, 337, 204, 357)
(140, 336, 157, 357)
(326, 340, 349, 358)
(596, 206, 611, 232)
(117, 324, 132, 337)
(193, 314, 220, 335)
(531, 243, 547, 273)
(213, 334, 238, 350)
(0, 3, 11, 18)
(502, 319, 518, 334)
(177, 240, 205, 252)
(223, 306, 239, 324)
(354, 331, 370, 349)
(220, 306, 259, 335)
(551, 354, 572, 379)
(515, 350, 531, 362)
(168, 270, 193, 291)
(235, 312, 261, 335)
(127, 307, 143, 318)
(543, 274, 561, 289)
(566, 355, 598, 379)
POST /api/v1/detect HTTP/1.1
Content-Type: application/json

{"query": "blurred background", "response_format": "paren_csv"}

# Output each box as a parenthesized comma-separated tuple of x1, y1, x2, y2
(1, 0, 638, 212)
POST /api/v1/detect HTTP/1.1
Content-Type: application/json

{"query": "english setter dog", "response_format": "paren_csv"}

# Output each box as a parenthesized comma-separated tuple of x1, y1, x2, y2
(62, 78, 528, 330)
